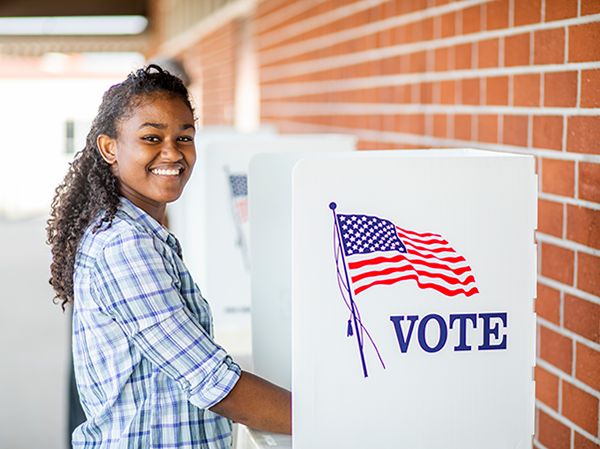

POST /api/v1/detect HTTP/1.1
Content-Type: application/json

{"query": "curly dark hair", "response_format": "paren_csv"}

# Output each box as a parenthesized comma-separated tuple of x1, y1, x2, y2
(47, 64, 194, 310)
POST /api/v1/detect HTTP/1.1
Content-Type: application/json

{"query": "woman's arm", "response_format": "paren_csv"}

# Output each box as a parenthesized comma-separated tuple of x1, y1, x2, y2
(210, 370, 291, 435)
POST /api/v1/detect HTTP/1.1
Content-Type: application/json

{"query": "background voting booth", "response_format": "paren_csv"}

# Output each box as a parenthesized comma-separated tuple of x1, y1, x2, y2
(168, 133, 356, 353)
(244, 149, 536, 449)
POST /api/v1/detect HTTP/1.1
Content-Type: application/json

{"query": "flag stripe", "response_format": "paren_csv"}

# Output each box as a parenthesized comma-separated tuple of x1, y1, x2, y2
(348, 253, 473, 276)
(406, 249, 466, 264)
(351, 263, 476, 286)
(353, 274, 479, 296)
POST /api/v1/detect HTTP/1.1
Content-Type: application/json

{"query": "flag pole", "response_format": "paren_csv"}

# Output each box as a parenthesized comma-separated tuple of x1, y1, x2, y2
(330, 202, 369, 378)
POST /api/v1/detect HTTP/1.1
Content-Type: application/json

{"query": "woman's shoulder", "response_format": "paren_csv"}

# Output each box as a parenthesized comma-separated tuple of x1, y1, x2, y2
(78, 210, 150, 261)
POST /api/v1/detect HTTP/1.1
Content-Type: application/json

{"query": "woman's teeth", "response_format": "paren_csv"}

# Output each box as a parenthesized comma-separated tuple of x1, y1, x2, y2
(152, 168, 180, 175)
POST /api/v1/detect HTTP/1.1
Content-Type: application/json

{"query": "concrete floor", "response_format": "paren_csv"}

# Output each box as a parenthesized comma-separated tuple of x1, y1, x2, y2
(0, 214, 69, 449)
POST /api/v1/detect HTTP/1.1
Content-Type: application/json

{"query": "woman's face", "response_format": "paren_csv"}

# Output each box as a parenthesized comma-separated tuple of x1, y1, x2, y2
(98, 93, 196, 223)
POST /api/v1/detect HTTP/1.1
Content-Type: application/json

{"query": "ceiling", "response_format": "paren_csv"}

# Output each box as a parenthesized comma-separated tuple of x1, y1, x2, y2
(0, 0, 151, 56)
(0, 0, 148, 17)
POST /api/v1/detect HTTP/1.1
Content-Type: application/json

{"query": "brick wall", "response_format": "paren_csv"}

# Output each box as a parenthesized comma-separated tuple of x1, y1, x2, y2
(181, 21, 239, 126)
(173, 0, 600, 446)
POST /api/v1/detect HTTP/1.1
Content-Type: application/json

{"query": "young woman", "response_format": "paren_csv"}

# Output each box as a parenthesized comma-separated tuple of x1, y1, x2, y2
(47, 65, 290, 448)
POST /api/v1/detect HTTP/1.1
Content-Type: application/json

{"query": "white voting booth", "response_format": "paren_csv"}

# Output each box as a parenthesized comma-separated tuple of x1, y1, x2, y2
(168, 133, 356, 351)
(244, 149, 536, 449)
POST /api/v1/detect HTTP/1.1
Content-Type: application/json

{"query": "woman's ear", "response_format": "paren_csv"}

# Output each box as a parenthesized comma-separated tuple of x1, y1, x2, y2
(97, 135, 117, 164)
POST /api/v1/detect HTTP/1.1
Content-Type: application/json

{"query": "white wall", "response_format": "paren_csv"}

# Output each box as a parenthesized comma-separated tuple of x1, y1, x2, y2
(0, 75, 127, 449)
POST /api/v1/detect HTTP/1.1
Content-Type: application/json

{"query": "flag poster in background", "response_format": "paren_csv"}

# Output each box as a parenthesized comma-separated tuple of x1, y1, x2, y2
(225, 168, 250, 271)
(330, 202, 479, 377)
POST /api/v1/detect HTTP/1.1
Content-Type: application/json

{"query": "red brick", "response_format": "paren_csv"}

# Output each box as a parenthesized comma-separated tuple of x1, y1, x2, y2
(382, 114, 395, 132)
(579, 162, 600, 203)
(503, 115, 528, 147)
(568, 117, 600, 154)
(433, 114, 447, 138)
(576, 343, 600, 391)
(505, 33, 531, 67)
(581, 0, 600, 15)
(409, 51, 426, 73)
(462, 5, 481, 34)
(541, 242, 574, 285)
(454, 43, 472, 70)
(462, 78, 480, 105)
(536, 282, 561, 324)
(357, 141, 378, 151)
(514, 0, 542, 26)
(367, 114, 382, 130)
(382, 2, 396, 19)
(578, 252, 600, 297)
(533, 116, 563, 151)
(420, 82, 432, 104)
(534, 28, 565, 65)
(540, 325, 574, 374)
(478, 38, 499, 68)
(538, 199, 564, 238)
(394, 115, 406, 132)
(569, 22, 600, 63)
(422, 18, 434, 41)
(364, 87, 378, 103)
(454, 114, 472, 140)
(544, 72, 577, 107)
(581, 69, 600, 108)
(538, 409, 571, 449)
(565, 294, 600, 342)
(380, 56, 400, 76)
(486, 0, 509, 30)
(535, 365, 560, 409)
(441, 12, 455, 38)
(542, 158, 574, 196)
(563, 380, 599, 435)
(575, 432, 600, 449)
(378, 86, 395, 103)
(409, 114, 425, 135)
(568, 205, 600, 250)
(440, 80, 455, 105)
(435, 47, 448, 72)
(478, 114, 498, 143)
(545, 0, 578, 21)
(405, 22, 419, 43)
(486, 76, 508, 105)
(410, 0, 428, 13)
(514, 74, 541, 106)
(391, 25, 407, 45)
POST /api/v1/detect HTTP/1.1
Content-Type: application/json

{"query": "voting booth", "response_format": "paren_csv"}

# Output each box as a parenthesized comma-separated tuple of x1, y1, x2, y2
(168, 133, 356, 347)
(248, 149, 536, 449)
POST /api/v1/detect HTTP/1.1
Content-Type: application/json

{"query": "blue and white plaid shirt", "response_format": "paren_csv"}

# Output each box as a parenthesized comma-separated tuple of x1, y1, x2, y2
(72, 198, 241, 448)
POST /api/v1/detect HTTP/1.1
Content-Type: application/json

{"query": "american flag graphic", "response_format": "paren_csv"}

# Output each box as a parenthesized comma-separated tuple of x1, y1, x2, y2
(338, 213, 479, 297)
(331, 203, 478, 377)
(229, 174, 248, 223)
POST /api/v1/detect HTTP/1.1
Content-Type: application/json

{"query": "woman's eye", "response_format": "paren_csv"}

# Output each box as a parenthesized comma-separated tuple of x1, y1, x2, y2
(142, 136, 160, 142)
(178, 136, 194, 142)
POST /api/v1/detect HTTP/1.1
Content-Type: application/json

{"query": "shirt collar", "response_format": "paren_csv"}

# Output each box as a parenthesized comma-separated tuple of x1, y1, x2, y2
(118, 198, 183, 257)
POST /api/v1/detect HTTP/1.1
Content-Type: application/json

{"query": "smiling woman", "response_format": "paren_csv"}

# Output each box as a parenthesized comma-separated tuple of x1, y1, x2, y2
(46, 65, 291, 448)
(96, 93, 197, 224)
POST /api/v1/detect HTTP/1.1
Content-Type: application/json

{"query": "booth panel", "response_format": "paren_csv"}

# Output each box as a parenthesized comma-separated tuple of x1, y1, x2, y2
(291, 151, 536, 449)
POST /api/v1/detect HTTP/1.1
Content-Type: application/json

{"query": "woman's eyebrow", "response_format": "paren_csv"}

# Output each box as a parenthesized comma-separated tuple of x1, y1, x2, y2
(139, 122, 167, 130)
(137, 123, 195, 131)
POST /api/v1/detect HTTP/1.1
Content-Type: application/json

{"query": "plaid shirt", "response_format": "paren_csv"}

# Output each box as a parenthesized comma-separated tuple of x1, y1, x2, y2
(72, 198, 241, 448)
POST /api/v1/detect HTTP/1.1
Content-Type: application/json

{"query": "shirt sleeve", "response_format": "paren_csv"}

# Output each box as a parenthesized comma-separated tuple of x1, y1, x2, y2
(90, 226, 241, 410)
